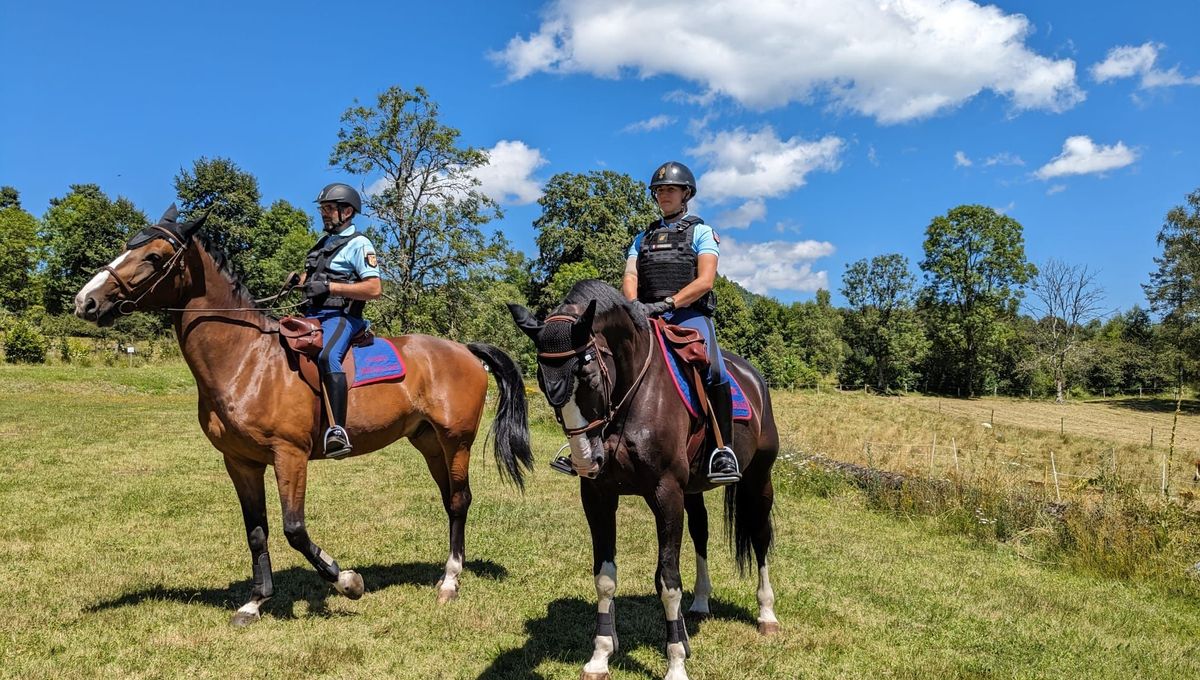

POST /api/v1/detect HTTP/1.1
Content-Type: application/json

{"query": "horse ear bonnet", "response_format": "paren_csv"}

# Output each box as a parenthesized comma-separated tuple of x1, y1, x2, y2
(126, 202, 188, 249)
(536, 320, 579, 406)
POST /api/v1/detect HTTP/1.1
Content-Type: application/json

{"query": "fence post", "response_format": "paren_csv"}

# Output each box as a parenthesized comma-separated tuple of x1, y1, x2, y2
(952, 437, 960, 477)
(990, 409, 995, 428)
(1051, 452, 1061, 503)
(930, 433, 937, 476)
(1161, 453, 1168, 497)
(1150, 427, 1154, 448)
(1060, 417, 1064, 436)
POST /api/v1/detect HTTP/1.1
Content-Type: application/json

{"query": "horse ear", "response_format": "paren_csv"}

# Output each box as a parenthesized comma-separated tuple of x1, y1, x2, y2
(183, 207, 212, 237)
(159, 203, 180, 224)
(575, 300, 598, 336)
(507, 303, 543, 342)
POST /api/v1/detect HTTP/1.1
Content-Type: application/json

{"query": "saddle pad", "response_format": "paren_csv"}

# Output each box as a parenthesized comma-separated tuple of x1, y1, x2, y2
(351, 338, 406, 387)
(652, 322, 752, 421)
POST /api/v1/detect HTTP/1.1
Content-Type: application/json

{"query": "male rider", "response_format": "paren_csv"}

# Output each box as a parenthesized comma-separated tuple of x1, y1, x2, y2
(299, 183, 382, 459)
(622, 161, 741, 484)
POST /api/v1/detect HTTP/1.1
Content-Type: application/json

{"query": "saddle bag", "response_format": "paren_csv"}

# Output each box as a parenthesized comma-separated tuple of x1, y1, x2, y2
(280, 316, 323, 357)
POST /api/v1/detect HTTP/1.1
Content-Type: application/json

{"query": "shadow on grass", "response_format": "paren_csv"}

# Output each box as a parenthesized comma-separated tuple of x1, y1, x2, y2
(1099, 397, 1200, 415)
(477, 594, 755, 680)
(85, 559, 507, 620)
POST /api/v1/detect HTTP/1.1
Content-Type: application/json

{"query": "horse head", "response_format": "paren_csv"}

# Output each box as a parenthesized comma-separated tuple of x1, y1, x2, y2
(74, 203, 208, 326)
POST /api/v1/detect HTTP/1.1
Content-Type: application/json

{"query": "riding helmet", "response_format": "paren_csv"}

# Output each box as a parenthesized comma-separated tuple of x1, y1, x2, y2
(649, 161, 696, 199)
(314, 183, 362, 214)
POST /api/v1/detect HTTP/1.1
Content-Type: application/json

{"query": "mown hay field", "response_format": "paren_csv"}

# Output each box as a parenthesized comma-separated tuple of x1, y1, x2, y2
(1, 363, 1199, 679)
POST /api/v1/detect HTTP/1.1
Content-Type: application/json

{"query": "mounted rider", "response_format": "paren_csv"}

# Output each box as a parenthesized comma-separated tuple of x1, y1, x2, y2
(299, 183, 382, 459)
(622, 161, 741, 484)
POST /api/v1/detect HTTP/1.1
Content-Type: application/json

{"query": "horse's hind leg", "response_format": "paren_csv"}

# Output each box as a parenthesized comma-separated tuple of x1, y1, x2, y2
(224, 456, 274, 626)
(274, 450, 364, 600)
(683, 493, 712, 618)
(747, 457, 779, 635)
(411, 426, 472, 604)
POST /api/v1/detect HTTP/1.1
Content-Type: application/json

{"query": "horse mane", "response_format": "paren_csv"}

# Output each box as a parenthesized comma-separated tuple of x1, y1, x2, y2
(192, 232, 271, 316)
(557, 279, 648, 331)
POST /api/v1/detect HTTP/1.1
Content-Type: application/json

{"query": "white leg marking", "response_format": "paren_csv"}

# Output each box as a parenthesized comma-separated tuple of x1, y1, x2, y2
(583, 561, 618, 675)
(757, 564, 778, 625)
(440, 555, 463, 593)
(661, 577, 689, 680)
(688, 555, 711, 615)
(236, 601, 261, 617)
(74, 252, 126, 312)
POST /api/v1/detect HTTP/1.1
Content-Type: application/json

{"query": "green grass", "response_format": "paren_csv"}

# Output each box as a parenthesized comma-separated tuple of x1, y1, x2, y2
(2, 362, 1200, 679)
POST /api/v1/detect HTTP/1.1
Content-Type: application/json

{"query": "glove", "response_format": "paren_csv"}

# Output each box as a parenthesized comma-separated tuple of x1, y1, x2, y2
(642, 301, 673, 317)
(304, 279, 330, 298)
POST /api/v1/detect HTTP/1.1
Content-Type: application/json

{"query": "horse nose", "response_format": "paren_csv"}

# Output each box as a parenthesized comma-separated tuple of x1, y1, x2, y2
(76, 296, 98, 320)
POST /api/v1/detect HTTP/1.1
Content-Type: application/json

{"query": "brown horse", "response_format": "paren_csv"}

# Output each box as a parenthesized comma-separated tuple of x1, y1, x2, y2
(509, 279, 780, 680)
(74, 206, 532, 625)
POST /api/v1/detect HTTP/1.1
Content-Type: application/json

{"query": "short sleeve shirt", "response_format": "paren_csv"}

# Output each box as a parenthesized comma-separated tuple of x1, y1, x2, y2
(325, 224, 380, 280)
(626, 214, 720, 259)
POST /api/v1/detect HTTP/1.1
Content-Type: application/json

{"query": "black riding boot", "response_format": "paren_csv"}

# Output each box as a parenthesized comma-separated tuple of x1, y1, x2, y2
(706, 383, 741, 484)
(323, 371, 353, 459)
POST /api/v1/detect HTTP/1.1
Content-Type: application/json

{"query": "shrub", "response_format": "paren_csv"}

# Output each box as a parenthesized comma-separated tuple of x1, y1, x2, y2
(3, 319, 49, 363)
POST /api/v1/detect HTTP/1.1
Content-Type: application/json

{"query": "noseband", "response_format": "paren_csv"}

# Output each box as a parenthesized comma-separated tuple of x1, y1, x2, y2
(103, 226, 190, 316)
(538, 313, 656, 437)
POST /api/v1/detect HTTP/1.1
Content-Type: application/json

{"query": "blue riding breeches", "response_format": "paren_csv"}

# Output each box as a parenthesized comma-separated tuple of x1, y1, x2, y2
(663, 307, 729, 387)
(313, 310, 369, 374)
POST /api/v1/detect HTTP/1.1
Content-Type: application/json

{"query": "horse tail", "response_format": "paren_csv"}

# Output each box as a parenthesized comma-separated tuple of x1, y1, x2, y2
(468, 342, 534, 490)
(723, 358, 775, 575)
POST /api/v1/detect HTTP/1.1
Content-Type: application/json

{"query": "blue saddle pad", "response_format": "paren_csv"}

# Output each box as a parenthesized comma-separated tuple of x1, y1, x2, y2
(351, 338, 406, 387)
(653, 323, 752, 421)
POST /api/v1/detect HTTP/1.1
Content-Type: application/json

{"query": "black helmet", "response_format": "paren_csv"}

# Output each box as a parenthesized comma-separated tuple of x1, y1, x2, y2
(649, 161, 696, 199)
(314, 183, 362, 214)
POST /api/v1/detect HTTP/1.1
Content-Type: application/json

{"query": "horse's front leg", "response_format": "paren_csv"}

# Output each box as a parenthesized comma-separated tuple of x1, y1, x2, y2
(224, 455, 273, 626)
(650, 480, 690, 680)
(683, 492, 711, 618)
(580, 480, 619, 680)
(274, 450, 364, 600)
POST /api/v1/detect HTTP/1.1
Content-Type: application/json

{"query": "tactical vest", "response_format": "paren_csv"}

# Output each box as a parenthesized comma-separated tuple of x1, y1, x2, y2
(636, 215, 717, 315)
(304, 231, 365, 316)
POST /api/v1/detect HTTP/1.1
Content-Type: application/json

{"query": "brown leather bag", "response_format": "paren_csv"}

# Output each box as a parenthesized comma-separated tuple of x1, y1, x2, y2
(657, 319, 710, 367)
(279, 316, 323, 357)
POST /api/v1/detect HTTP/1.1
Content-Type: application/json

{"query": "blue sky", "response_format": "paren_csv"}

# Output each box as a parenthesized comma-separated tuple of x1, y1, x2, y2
(3, 1, 1198, 313)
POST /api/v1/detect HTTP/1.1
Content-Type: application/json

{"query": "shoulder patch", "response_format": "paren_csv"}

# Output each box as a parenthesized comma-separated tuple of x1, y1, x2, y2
(712, 231, 720, 244)
(366, 253, 378, 268)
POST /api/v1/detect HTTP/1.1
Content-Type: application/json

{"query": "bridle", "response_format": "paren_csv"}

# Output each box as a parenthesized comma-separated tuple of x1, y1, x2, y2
(103, 226, 191, 316)
(537, 313, 656, 437)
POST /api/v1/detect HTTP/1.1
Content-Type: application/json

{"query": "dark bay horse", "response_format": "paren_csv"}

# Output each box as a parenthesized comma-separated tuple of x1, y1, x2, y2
(74, 206, 532, 625)
(509, 280, 780, 680)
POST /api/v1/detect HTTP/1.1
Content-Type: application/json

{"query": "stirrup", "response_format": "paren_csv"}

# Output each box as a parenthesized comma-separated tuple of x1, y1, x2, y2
(707, 446, 741, 484)
(550, 455, 578, 477)
(324, 426, 353, 460)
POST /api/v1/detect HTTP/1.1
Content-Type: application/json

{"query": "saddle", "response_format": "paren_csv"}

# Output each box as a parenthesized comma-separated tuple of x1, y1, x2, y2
(279, 315, 377, 393)
(652, 318, 716, 468)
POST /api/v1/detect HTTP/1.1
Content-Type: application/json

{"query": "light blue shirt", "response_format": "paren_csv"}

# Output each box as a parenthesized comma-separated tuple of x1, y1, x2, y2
(626, 214, 720, 259)
(325, 224, 380, 281)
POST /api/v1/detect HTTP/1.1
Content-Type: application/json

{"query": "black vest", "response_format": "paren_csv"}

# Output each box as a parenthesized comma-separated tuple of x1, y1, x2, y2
(636, 215, 717, 315)
(304, 231, 364, 316)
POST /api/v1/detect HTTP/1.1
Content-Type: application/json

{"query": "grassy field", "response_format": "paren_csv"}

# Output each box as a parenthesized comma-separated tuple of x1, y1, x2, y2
(2, 362, 1200, 679)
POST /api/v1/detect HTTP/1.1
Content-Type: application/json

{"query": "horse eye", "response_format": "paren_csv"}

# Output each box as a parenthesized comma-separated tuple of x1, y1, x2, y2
(145, 252, 162, 264)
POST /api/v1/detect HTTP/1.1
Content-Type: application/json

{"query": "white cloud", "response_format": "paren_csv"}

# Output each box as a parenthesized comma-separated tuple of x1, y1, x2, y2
(955, 151, 973, 167)
(622, 114, 676, 133)
(1091, 42, 1200, 89)
(716, 199, 766, 229)
(867, 145, 879, 167)
(688, 127, 843, 202)
(473, 140, 548, 204)
(1046, 184, 1067, 195)
(1035, 136, 1138, 180)
(494, 0, 1084, 124)
(984, 152, 1025, 166)
(719, 236, 834, 295)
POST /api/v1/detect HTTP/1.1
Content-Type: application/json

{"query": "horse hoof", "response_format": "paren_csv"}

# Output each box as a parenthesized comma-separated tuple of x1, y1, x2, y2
(580, 672, 611, 680)
(230, 610, 260, 627)
(758, 620, 781, 635)
(687, 609, 711, 621)
(335, 570, 365, 600)
(436, 587, 459, 604)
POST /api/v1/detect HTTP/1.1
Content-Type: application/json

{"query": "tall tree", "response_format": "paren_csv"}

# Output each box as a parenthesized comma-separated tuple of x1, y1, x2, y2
(1026, 258, 1106, 402)
(531, 170, 659, 309)
(920, 205, 1036, 395)
(0, 186, 20, 210)
(0, 202, 41, 313)
(790, 290, 847, 380)
(174, 157, 264, 285)
(246, 200, 315, 297)
(329, 86, 505, 333)
(41, 184, 147, 315)
(1144, 189, 1200, 366)
(841, 254, 926, 390)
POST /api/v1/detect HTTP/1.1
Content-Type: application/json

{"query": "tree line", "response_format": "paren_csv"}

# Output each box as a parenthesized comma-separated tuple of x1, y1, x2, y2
(1, 86, 1197, 400)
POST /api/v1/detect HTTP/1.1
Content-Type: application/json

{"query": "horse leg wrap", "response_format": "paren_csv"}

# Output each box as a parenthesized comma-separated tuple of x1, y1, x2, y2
(595, 604, 618, 653)
(665, 618, 690, 658)
(252, 551, 274, 600)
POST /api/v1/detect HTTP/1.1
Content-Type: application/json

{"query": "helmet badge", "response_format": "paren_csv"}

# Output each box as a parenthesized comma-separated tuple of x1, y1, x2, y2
(657, 167, 667, 179)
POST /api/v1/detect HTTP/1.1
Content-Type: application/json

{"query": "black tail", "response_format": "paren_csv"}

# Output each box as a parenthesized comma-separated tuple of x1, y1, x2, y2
(468, 342, 534, 490)
(723, 355, 775, 575)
